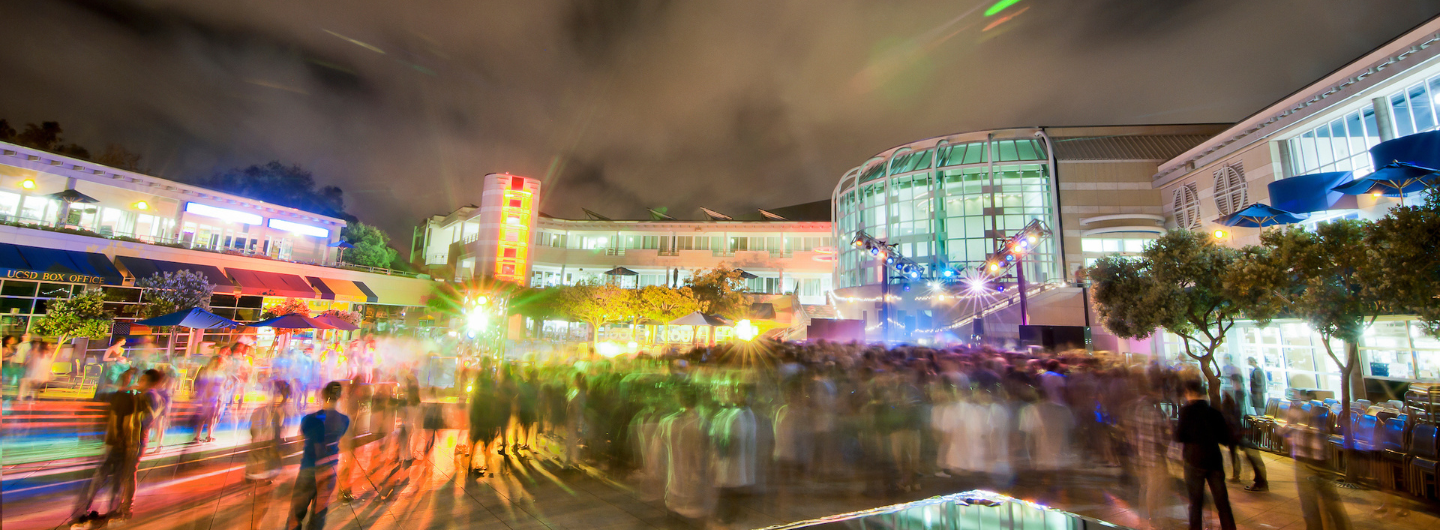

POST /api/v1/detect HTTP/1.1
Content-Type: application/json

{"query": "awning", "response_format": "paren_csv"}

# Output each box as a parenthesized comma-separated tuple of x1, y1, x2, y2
(306, 277, 370, 303)
(353, 281, 379, 303)
(227, 268, 317, 299)
(136, 307, 240, 329)
(0, 243, 123, 285)
(1269, 171, 1355, 214)
(115, 256, 232, 292)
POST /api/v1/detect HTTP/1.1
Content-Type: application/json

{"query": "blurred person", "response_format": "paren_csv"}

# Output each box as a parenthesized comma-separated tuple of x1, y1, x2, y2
(1175, 378, 1237, 530)
(191, 355, 225, 443)
(1221, 373, 1267, 491)
(467, 367, 506, 476)
(565, 371, 587, 467)
(288, 381, 349, 530)
(1286, 402, 1352, 530)
(661, 387, 714, 525)
(396, 366, 420, 466)
(337, 377, 369, 503)
(70, 369, 162, 525)
(1018, 388, 1075, 478)
(772, 380, 813, 482)
(1247, 357, 1267, 412)
(1130, 375, 1175, 530)
(1039, 359, 1066, 405)
(1, 334, 20, 395)
(147, 359, 177, 454)
(18, 340, 54, 401)
(247, 380, 289, 483)
(711, 385, 757, 525)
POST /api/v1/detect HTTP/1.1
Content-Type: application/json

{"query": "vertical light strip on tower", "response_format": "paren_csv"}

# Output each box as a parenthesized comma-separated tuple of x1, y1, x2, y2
(495, 175, 533, 284)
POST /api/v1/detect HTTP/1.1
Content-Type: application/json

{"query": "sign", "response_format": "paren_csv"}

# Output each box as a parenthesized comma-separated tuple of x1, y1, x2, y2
(2, 268, 105, 284)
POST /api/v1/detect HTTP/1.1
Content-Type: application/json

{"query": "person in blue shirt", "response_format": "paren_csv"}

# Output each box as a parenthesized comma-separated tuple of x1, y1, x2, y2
(288, 381, 349, 530)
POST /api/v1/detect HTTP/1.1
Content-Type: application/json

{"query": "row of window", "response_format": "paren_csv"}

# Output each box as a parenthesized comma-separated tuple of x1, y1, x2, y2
(856, 140, 1050, 184)
(534, 231, 833, 254)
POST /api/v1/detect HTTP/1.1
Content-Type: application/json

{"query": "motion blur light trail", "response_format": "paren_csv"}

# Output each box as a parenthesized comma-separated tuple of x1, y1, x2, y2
(985, 0, 1025, 17)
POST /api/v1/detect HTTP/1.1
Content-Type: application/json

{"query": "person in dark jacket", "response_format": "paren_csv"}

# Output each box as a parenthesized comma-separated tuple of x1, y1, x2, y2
(1174, 378, 1237, 530)
(1247, 358, 1267, 412)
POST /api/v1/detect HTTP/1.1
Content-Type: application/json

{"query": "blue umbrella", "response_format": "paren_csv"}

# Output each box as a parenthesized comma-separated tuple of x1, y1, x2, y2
(1333, 130, 1440, 200)
(1216, 203, 1307, 228)
(135, 307, 240, 329)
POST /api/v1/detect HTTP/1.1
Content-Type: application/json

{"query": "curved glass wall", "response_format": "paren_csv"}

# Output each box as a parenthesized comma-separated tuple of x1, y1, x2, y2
(833, 132, 1059, 289)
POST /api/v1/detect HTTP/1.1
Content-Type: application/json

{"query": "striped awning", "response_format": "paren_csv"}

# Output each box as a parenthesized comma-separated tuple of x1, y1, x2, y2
(305, 276, 370, 303)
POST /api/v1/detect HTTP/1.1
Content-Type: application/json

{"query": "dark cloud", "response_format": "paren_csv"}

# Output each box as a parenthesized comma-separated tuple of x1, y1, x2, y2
(2, 0, 1438, 238)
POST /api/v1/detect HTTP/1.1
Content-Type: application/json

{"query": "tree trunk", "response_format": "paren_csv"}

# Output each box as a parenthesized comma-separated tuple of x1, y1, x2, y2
(1198, 351, 1223, 405)
(1339, 341, 1360, 481)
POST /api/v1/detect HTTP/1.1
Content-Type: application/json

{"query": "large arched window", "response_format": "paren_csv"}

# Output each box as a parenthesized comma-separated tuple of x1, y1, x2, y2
(1172, 183, 1202, 230)
(1213, 163, 1249, 216)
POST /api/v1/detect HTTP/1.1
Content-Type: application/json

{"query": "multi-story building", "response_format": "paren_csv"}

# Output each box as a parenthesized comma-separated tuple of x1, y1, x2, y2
(413, 176, 836, 337)
(1153, 15, 1440, 389)
(0, 140, 436, 357)
(829, 125, 1225, 344)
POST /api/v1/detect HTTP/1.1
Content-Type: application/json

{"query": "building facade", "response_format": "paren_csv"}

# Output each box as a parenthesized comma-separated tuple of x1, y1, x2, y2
(1153, 17, 1440, 390)
(415, 177, 836, 307)
(0, 141, 437, 357)
(830, 125, 1224, 342)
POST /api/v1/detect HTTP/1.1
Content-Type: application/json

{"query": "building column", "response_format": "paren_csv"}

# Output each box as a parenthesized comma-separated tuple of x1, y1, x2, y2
(1373, 97, 1397, 141)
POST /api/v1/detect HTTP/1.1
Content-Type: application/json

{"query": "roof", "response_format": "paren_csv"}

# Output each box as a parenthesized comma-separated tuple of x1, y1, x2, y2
(754, 200, 830, 222)
(1051, 134, 1218, 161)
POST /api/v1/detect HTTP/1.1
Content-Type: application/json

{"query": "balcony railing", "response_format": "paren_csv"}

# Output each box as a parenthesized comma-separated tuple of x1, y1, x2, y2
(0, 216, 422, 278)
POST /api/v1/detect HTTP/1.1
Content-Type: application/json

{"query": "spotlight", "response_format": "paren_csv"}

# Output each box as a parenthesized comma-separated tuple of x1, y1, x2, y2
(928, 281, 941, 289)
(909, 271, 920, 279)
(134, 201, 149, 210)
(870, 247, 879, 256)
(988, 262, 1000, 273)
(942, 269, 954, 278)
(1026, 234, 1038, 244)
(20, 179, 35, 190)
(1212, 229, 1228, 239)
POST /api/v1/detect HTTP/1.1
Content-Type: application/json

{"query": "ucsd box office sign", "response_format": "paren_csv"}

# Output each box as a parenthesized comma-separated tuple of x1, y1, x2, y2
(0, 243, 123, 286)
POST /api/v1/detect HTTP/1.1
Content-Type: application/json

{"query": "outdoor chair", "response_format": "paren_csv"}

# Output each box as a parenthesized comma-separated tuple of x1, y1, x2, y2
(1408, 423, 1439, 500)
(1378, 414, 1409, 492)
(78, 364, 100, 391)
(44, 363, 73, 391)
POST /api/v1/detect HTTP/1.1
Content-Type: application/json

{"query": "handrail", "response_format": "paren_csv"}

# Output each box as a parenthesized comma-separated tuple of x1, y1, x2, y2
(751, 489, 1132, 530)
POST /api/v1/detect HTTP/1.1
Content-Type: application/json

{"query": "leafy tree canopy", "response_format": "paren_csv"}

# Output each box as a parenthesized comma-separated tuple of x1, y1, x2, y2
(0, 119, 107, 162)
(32, 288, 112, 344)
(633, 285, 700, 324)
(1367, 192, 1440, 335)
(1088, 230, 1245, 402)
(194, 161, 352, 221)
(686, 266, 749, 320)
(136, 270, 214, 318)
(342, 222, 400, 269)
(557, 280, 630, 343)
(262, 297, 310, 320)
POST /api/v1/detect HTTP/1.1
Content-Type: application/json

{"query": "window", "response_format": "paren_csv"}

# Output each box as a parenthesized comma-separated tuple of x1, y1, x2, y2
(1172, 183, 1201, 230)
(1288, 105, 1379, 177)
(1212, 163, 1248, 216)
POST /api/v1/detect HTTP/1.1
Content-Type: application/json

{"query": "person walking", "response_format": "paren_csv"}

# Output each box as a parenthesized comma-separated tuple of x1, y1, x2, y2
(1175, 379, 1237, 530)
(1222, 373, 1268, 491)
(1247, 358, 1267, 413)
(1287, 402, 1353, 530)
(70, 369, 163, 526)
(288, 381, 350, 530)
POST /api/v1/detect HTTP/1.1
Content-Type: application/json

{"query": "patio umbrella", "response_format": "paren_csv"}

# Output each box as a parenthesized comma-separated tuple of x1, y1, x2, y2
(1216, 203, 1307, 228)
(328, 240, 355, 248)
(1333, 130, 1440, 201)
(603, 266, 638, 276)
(136, 307, 240, 329)
(47, 189, 100, 204)
(734, 269, 759, 279)
(251, 313, 335, 329)
(313, 313, 360, 331)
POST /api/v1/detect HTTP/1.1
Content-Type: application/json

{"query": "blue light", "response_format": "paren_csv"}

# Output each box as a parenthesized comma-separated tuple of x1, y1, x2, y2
(909, 271, 919, 278)
(870, 247, 879, 256)
(942, 269, 954, 277)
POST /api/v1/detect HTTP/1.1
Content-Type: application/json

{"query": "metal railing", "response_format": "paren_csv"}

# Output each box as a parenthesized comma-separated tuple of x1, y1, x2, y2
(752, 490, 1132, 530)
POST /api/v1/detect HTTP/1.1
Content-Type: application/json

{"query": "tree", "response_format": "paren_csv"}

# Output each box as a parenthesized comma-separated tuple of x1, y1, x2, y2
(262, 298, 310, 319)
(32, 289, 112, 346)
(1368, 193, 1440, 334)
(1237, 221, 1384, 480)
(194, 161, 351, 221)
(635, 285, 701, 324)
(557, 281, 629, 344)
(92, 144, 146, 173)
(342, 222, 399, 269)
(136, 270, 214, 318)
(1088, 230, 1244, 403)
(686, 266, 749, 320)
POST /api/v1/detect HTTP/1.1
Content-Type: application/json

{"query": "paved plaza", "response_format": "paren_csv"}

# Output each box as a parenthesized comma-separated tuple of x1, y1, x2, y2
(4, 426, 1438, 530)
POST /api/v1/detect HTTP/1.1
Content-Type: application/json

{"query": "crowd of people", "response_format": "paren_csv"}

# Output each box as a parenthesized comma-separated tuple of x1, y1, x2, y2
(56, 336, 1359, 530)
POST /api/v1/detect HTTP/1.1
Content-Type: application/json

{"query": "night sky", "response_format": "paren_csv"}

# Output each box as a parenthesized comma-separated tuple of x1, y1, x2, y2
(3, 0, 1438, 237)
